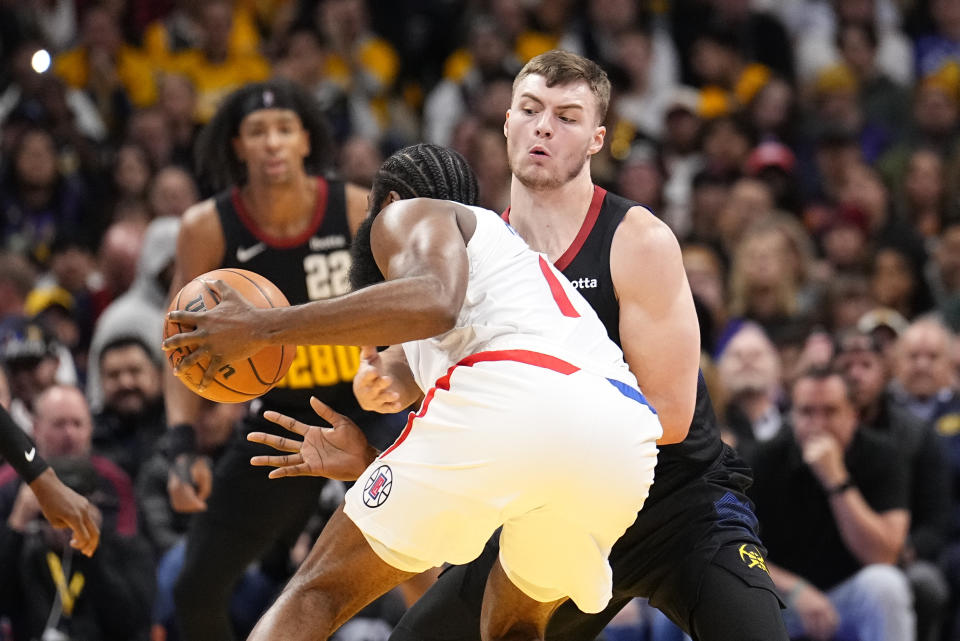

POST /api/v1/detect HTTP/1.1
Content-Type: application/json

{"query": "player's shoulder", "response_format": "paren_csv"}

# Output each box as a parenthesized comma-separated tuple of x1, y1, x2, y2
(615, 204, 680, 256)
(181, 197, 220, 229)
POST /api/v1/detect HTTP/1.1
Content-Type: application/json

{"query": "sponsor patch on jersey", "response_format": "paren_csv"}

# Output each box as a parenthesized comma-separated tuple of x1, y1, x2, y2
(363, 465, 393, 507)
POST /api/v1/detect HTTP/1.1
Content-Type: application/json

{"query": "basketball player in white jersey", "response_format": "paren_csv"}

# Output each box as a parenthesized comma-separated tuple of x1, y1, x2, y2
(162, 143, 662, 641)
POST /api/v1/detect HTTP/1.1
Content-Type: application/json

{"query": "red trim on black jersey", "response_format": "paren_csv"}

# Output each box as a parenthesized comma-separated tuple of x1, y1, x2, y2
(379, 350, 581, 459)
(554, 185, 606, 271)
(538, 256, 580, 317)
(230, 176, 329, 248)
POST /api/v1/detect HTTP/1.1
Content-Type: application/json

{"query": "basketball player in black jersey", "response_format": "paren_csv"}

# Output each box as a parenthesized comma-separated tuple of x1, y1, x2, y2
(162, 81, 383, 641)
(351, 52, 790, 641)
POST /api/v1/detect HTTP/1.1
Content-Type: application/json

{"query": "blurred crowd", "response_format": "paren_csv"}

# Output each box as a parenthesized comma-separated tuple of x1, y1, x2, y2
(1, 0, 960, 640)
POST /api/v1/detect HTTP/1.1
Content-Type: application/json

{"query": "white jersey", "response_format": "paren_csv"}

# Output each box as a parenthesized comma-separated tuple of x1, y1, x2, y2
(401, 205, 634, 391)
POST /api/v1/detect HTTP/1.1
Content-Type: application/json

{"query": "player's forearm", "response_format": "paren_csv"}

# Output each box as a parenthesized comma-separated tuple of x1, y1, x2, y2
(260, 276, 459, 348)
(0, 407, 47, 483)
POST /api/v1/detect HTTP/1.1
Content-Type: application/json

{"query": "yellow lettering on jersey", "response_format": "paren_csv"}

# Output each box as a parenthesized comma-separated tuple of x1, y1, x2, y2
(309, 345, 339, 385)
(276, 345, 361, 389)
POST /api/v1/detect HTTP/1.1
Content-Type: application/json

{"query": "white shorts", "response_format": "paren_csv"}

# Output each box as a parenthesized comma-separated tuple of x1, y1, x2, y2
(343, 350, 661, 614)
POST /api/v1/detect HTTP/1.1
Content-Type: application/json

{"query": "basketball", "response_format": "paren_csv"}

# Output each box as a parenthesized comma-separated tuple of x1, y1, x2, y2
(163, 268, 296, 403)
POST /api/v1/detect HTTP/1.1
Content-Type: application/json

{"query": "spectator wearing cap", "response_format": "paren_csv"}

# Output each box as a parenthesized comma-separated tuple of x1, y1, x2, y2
(834, 329, 951, 641)
(0, 384, 154, 641)
(857, 306, 910, 357)
(0, 319, 67, 433)
(716, 322, 786, 447)
(745, 140, 801, 214)
(744, 367, 914, 641)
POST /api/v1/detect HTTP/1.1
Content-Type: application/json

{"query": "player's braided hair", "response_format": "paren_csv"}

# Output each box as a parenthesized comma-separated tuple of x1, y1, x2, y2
(194, 80, 334, 193)
(370, 144, 479, 208)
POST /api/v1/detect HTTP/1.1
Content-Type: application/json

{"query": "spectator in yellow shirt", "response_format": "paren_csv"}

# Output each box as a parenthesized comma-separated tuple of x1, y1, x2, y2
(54, 6, 157, 130)
(167, 1, 271, 123)
(317, 0, 399, 138)
(142, 0, 261, 69)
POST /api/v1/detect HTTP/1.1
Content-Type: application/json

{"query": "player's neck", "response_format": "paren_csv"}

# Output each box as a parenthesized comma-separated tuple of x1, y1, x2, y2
(240, 173, 318, 238)
(507, 168, 596, 261)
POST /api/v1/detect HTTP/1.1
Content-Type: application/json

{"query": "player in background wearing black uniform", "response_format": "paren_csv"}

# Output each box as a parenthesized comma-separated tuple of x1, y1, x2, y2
(350, 51, 789, 641)
(0, 404, 100, 555)
(163, 81, 393, 641)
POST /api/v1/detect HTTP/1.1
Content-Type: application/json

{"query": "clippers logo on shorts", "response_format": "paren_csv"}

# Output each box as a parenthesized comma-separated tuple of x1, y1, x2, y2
(363, 465, 393, 507)
(738, 543, 768, 573)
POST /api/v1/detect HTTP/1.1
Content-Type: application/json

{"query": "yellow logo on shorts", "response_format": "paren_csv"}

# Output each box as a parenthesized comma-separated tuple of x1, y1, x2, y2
(739, 544, 768, 573)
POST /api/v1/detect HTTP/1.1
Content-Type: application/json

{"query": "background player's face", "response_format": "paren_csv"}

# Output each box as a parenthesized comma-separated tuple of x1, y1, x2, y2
(504, 75, 605, 191)
(233, 109, 311, 184)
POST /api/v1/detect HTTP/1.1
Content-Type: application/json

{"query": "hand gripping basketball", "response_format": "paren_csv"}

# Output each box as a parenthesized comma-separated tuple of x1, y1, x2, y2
(162, 269, 295, 401)
(248, 397, 379, 482)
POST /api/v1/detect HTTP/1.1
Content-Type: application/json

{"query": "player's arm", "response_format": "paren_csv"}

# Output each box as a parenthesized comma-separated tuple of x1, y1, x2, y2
(163, 199, 226, 511)
(611, 207, 699, 445)
(0, 407, 101, 555)
(345, 183, 371, 237)
(165, 198, 470, 385)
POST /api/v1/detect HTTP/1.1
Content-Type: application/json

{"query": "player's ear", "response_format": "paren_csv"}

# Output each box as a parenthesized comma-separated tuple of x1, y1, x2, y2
(503, 110, 510, 138)
(377, 190, 402, 211)
(588, 125, 606, 156)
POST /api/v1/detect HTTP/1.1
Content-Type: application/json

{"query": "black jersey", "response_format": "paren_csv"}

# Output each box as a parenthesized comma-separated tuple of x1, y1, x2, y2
(214, 177, 363, 425)
(505, 186, 728, 504)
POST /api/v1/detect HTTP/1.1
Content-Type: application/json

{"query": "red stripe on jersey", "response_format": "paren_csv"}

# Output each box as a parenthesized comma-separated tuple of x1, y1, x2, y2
(231, 176, 329, 248)
(539, 255, 580, 318)
(554, 185, 606, 271)
(379, 350, 580, 458)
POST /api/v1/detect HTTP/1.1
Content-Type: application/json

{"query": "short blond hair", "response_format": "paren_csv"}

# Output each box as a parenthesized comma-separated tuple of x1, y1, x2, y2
(513, 50, 611, 124)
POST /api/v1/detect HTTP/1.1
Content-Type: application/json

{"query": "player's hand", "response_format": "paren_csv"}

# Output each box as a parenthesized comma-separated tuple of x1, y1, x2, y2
(167, 455, 213, 512)
(793, 584, 839, 641)
(353, 346, 405, 412)
(28, 468, 102, 557)
(161, 279, 267, 390)
(801, 432, 847, 491)
(248, 397, 378, 482)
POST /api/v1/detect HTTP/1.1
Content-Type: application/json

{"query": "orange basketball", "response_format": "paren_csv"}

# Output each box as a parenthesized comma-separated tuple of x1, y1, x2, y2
(163, 268, 296, 403)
